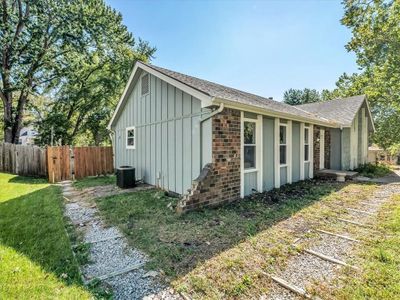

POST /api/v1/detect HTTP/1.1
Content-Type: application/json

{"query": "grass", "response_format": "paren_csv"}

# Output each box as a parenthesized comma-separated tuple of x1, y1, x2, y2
(73, 174, 116, 190)
(94, 179, 377, 298)
(0, 173, 92, 299)
(320, 194, 400, 299)
(355, 163, 392, 178)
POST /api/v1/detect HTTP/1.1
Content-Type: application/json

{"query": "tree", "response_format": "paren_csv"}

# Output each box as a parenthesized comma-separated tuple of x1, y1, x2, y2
(0, 0, 154, 144)
(283, 88, 321, 105)
(328, 0, 400, 149)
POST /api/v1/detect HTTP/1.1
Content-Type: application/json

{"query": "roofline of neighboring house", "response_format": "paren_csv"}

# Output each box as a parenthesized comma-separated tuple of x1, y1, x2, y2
(108, 61, 371, 130)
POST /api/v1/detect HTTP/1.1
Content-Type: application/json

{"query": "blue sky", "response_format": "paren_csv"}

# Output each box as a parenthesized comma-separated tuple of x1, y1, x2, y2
(106, 0, 359, 101)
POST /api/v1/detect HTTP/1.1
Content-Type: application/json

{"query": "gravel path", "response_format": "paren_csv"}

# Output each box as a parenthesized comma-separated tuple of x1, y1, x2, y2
(267, 181, 400, 299)
(61, 181, 180, 300)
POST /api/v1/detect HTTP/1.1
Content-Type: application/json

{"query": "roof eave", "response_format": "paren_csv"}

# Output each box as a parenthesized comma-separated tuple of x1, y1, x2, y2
(107, 61, 214, 130)
(212, 98, 339, 127)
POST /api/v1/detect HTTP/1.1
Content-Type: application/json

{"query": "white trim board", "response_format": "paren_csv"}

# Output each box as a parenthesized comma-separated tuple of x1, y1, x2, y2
(241, 115, 263, 196)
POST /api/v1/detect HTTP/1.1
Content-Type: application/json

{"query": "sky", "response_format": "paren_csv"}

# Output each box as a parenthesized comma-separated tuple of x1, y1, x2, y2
(105, 0, 359, 101)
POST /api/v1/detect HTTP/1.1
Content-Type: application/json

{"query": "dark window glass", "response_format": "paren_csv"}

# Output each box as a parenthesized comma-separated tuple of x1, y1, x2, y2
(280, 126, 286, 144)
(244, 122, 256, 144)
(304, 128, 309, 144)
(127, 129, 135, 147)
(304, 145, 309, 161)
(244, 145, 256, 169)
(280, 145, 287, 164)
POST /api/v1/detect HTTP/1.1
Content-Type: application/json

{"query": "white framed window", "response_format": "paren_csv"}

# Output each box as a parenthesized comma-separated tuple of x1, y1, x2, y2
(244, 121, 256, 169)
(304, 127, 310, 162)
(141, 74, 149, 96)
(126, 127, 135, 149)
(279, 124, 287, 165)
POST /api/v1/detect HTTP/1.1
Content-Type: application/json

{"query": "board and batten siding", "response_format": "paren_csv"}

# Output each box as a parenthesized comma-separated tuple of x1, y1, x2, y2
(243, 114, 312, 196)
(291, 122, 301, 182)
(113, 72, 211, 195)
(330, 128, 342, 170)
(340, 103, 369, 170)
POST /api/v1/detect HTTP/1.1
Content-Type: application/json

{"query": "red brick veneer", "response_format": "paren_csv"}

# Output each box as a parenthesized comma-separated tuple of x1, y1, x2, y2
(177, 108, 241, 212)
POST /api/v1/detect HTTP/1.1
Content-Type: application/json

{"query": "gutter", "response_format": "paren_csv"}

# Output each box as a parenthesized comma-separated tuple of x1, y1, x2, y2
(199, 102, 224, 170)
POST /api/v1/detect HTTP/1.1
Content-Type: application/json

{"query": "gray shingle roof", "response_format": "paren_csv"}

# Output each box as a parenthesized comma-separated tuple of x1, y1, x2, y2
(297, 95, 366, 127)
(142, 63, 334, 124)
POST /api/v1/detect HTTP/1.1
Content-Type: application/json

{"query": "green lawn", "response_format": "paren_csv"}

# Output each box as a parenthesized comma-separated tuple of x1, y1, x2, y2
(0, 173, 91, 299)
(329, 194, 400, 299)
(73, 175, 116, 190)
(94, 180, 377, 297)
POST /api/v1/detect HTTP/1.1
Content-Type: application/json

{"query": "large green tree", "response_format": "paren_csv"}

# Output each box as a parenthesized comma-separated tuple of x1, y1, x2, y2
(325, 0, 400, 149)
(0, 0, 154, 144)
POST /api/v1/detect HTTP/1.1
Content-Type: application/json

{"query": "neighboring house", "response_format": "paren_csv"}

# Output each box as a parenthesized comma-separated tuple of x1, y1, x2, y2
(108, 62, 374, 212)
(18, 126, 38, 145)
(368, 145, 399, 165)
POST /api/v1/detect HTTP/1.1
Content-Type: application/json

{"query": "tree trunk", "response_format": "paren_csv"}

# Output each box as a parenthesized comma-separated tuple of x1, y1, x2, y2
(2, 92, 13, 143)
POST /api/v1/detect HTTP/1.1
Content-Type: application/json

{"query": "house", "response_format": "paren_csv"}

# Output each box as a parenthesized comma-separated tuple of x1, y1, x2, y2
(18, 126, 38, 145)
(368, 144, 399, 165)
(108, 62, 374, 212)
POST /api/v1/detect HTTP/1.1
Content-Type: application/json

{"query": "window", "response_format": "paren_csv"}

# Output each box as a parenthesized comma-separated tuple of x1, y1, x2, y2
(126, 127, 135, 149)
(244, 121, 256, 169)
(141, 74, 149, 96)
(304, 127, 309, 161)
(279, 125, 287, 165)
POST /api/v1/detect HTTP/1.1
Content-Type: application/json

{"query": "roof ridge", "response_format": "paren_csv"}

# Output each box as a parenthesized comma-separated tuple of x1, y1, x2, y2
(297, 95, 366, 107)
(142, 62, 334, 122)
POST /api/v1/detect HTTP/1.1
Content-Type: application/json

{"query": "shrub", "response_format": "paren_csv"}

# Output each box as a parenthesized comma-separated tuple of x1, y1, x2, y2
(356, 163, 391, 178)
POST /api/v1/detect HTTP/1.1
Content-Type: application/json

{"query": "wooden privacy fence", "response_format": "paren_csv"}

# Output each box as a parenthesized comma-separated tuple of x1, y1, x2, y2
(0, 142, 47, 177)
(47, 146, 114, 183)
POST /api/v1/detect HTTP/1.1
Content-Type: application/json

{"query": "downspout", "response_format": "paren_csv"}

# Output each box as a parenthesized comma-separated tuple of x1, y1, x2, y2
(339, 125, 343, 170)
(199, 103, 224, 170)
(109, 129, 116, 172)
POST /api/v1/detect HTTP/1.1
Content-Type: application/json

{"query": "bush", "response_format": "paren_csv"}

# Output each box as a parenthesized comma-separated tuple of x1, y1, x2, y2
(356, 163, 391, 178)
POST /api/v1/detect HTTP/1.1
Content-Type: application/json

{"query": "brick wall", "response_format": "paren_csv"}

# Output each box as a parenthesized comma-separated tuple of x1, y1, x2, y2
(313, 126, 331, 171)
(177, 108, 241, 213)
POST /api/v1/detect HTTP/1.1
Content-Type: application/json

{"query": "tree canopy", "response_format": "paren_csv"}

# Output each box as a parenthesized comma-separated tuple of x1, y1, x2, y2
(0, 0, 155, 145)
(283, 88, 323, 105)
(327, 0, 400, 149)
(284, 1, 400, 150)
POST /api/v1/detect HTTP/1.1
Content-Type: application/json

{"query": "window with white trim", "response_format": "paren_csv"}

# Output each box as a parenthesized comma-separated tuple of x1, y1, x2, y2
(304, 127, 310, 161)
(244, 121, 256, 169)
(279, 125, 287, 165)
(126, 127, 135, 149)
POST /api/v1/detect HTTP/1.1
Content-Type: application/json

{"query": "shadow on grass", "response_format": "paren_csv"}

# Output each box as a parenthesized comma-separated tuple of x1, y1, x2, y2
(95, 179, 349, 279)
(0, 175, 90, 297)
(7, 174, 48, 184)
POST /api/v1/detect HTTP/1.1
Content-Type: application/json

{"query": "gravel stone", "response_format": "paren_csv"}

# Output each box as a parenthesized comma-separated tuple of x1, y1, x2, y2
(61, 181, 178, 299)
